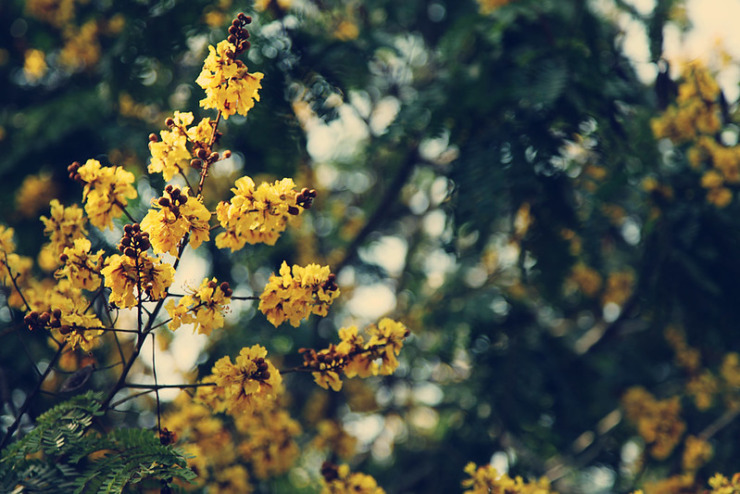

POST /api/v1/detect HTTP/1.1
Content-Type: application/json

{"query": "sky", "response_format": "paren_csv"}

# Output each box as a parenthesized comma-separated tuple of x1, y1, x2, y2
(622, 0, 740, 100)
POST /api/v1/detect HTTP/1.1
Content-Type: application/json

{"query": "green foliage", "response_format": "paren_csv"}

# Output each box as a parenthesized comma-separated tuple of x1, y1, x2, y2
(0, 392, 194, 493)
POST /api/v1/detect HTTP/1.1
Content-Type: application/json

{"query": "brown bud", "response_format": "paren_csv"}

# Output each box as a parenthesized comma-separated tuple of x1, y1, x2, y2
(59, 325, 72, 335)
(208, 280, 218, 289)
(158, 197, 171, 207)
(227, 34, 237, 45)
(190, 158, 202, 169)
(124, 247, 136, 258)
(196, 148, 208, 160)
(148, 133, 159, 142)
(223, 150, 232, 159)
(50, 319, 61, 328)
(209, 152, 220, 161)
(59, 253, 68, 263)
(228, 25, 239, 35)
(52, 308, 62, 319)
(220, 281, 230, 292)
(288, 206, 300, 215)
(165, 117, 175, 127)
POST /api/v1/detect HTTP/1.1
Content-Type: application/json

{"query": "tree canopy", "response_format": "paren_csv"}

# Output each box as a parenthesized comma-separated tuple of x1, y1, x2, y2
(2, 0, 740, 493)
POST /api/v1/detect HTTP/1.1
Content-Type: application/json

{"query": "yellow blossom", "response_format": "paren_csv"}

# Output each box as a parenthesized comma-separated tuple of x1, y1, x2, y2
(165, 278, 232, 335)
(312, 420, 358, 459)
(25, 0, 76, 27)
(16, 172, 56, 218)
(55, 238, 104, 291)
(196, 40, 264, 119)
(258, 261, 340, 327)
(302, 319, 409, 390)
(40, 199, 88, 258)
(621, 387, 686, 460)
(209, 465, 252, 494)
(59, 20, 101, 71)
(477, 0, 513, 15)
(75, 159, 137, 230)
(682, 435, 713, 471)
(23, 49, 47, 81)
(234, 402, 301, 479)
(321, 463, 385, 494)
(100, 225, 173, 307)
(216, 176, 311, 250)
(602, 270, 634, 307)
(461, 462, 556, 494)
(198, 345, 283, 415)
(140, 185, 211, 256)
(567, 263, 602, 297)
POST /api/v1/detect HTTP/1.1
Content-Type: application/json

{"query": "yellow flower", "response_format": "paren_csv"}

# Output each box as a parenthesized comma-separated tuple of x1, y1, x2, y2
(23, 49, 47, 81)
(461, 462, 555, 494)
(235, 403, 301, 479)
(196, 40, 264, 119)
(209, 465, 252, 494)
(140, 185, 211, 256)
(100, 224, 174, 308)
(40, 199, 88, 260)
(682, 435, 713, 471)
(74, 159, 137, 230)
(321, 463, 385, 494)
(216, 177, 313, 250)
(312, 420, 358, 459)
(55, 238, 104, 291)
(567, 263, 602, 297)
(165, 278, 232, 335)
(477, 0, 513, 15)
(16, 172, 56, 218)
(303, 319, 409, 390)
(199, 345, 283, 415)
(148, 125, 192, 182)
(621, 387, 686, 460)
(59, 20, 101, 71)
(365, 318, 409, 376)
(258, 261, 340, 327)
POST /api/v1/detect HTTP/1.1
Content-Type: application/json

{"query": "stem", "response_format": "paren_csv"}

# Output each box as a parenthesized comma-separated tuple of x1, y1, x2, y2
(1, 342, 67, 450)
(152, 335, 161, 435)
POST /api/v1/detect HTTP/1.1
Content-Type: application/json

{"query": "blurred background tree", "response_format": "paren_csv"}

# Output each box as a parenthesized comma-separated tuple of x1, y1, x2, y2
(3, 0, 740, 492)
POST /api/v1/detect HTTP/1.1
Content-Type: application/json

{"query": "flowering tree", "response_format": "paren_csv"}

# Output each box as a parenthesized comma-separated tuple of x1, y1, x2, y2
(5, 0, 740, 493)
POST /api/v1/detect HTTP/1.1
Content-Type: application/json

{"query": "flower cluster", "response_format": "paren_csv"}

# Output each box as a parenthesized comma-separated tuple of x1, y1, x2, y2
(197, 345, 283, 415)
(461, 462, 555, 494)
(140, 185, 211, 256)
(55, 238, 104, 291)
(100, 224, 174, 308)
(477, 0, 514, 15)
(682, 435, 713, 471)
(39, 199, 88, 270)
(68, 159, 137, 230)
(258, 261, 339, 327)
(216, 177, 315, 250)
(165, 278, 232, 335)
(311, 420, 358, 459)
(0, 225, 33, 291)
(196, 15, 263, 119)
(651, 62, 739, 208)
(234, 401, 301, 479)
(148, 111, 213, 181)
(622, 386, 686, 460)
(708, 473, 740, 493)
(300, 319, 409, 391)
(23, 280, 103, 352)
(320, 462, 385, 494)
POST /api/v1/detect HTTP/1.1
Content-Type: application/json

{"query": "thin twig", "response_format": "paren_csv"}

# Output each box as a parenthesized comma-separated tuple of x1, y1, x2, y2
(1, 342, 67, 450)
